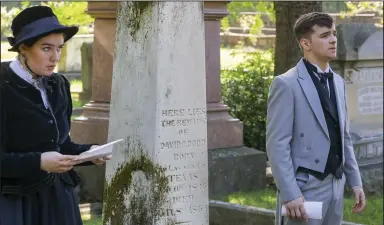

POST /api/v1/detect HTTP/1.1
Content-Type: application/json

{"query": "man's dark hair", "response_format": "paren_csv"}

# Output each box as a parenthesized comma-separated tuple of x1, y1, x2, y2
(293, 12, 334, 43)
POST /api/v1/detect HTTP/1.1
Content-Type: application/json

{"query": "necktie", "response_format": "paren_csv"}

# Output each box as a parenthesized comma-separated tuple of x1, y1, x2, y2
(318, 72, 333, 98)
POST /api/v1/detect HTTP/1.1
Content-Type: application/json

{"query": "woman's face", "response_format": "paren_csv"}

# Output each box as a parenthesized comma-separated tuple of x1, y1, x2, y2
(20, 33, 64, 76)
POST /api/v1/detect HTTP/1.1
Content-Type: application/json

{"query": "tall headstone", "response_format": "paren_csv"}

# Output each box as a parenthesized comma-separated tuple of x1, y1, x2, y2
(79, 42, 93, 101)
(332, 24, 383, 194)
(103, 2, 208, 224)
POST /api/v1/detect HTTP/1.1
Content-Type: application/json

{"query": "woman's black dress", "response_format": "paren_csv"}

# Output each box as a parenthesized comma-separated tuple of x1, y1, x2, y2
(0, 61, 93, 225)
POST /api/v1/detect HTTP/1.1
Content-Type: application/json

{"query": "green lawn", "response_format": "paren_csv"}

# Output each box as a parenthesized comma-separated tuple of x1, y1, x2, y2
(82, 215, 102, 225)
(214, 188, 383, 225)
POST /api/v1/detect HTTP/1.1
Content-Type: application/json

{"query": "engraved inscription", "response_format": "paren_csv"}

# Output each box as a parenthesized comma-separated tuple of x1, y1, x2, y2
(358, 86, 383, 115)
(160, 139, 206, 150)
(158, 106, 208, 224)
(345, 68, 383, 84)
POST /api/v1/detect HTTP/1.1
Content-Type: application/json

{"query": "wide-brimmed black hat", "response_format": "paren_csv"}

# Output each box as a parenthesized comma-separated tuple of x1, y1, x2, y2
(7, 6, 79, 52)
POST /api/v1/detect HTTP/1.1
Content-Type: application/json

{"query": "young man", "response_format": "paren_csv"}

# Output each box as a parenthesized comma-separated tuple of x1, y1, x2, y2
(266, 12, 366, 225)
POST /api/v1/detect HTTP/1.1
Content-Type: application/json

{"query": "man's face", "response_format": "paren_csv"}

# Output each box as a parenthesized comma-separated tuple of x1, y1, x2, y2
(302, 23, 337, 60)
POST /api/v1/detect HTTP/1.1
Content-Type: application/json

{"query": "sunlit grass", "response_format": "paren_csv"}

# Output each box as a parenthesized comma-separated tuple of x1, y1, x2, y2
(82, 214, 102, 225)
(214, 188, 383, 225)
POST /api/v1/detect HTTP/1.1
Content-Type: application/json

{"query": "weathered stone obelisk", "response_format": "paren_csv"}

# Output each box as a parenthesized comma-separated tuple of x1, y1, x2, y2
(103, 2, 208, 225)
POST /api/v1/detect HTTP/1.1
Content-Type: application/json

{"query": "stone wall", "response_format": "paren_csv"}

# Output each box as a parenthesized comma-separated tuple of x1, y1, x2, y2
(353, 138, 383, 194)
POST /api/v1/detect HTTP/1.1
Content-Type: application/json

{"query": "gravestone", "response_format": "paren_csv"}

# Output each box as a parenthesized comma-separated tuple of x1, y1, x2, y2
(332, 24, 383, 194)
(103, 2, 208, 224)
(79, 42, 93, 101)
(57, 34, 93, 73)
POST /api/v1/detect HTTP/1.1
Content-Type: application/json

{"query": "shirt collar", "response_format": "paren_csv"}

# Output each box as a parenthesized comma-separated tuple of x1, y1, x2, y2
(9, 58, 41, 86)
(311, 62, 330, 74)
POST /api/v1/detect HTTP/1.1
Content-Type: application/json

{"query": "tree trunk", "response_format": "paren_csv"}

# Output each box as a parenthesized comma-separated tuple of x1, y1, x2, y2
(274, 1, 322, 76)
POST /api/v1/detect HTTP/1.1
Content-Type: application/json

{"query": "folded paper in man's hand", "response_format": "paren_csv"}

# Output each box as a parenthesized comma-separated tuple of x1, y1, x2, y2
(282, 201, 323, 220)
(72, 139, 124, 164)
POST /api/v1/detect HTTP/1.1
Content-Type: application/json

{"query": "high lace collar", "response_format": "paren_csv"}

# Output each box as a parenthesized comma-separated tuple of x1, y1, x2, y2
(9, 58, 43, 87)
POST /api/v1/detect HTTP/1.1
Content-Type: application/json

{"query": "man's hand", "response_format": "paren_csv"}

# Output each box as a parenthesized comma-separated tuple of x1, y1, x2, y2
(352, 187, 366, 213)
(41, 151, 76, 173)
(284, 196, 308, 221)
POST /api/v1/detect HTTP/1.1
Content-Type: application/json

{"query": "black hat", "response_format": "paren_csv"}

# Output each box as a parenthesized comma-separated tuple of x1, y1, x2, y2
(7, 6, 79, 52)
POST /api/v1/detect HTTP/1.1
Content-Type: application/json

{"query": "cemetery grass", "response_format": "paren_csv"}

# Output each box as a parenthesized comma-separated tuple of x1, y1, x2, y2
(82, 215, 102, 225)
(214, 188, 383, 225)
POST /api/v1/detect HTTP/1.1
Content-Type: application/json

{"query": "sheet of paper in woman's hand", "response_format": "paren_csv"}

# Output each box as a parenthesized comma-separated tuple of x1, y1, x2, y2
(281, 201, 322, 219)
(72, 139, 124, 163)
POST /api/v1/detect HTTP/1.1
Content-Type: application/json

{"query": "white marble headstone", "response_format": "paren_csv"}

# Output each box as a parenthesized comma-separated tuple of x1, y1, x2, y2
(105, 2, 208, 225)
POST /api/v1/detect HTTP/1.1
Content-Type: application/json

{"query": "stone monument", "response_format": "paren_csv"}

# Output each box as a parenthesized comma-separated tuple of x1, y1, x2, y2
(103, 2, 208, 224)
(72, 1, 266, 203)
(332, 23, 383, 194)
(71, 2, 118, 203)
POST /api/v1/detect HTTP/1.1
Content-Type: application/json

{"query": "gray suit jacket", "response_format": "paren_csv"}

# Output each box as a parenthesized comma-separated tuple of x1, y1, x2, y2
(266, 58, 362, 203)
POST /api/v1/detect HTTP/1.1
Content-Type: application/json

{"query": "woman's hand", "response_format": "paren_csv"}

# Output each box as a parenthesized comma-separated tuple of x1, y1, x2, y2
(40, 151, 77, 173)
(89, 145, 112, 165)
(92, 155, 112, 165)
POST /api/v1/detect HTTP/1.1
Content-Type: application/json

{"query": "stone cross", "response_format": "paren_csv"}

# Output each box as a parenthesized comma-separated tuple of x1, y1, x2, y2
(103, 2, 208, 225)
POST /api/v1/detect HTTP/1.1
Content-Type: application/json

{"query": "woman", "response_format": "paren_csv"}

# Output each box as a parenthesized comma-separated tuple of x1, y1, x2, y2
(0, 6, 108, 225)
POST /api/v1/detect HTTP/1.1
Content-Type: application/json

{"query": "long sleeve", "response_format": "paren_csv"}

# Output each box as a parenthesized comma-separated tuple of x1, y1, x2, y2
(266, 76, 302, 203)
(342, 81, 362, 189)
(58, 75, 94, 165)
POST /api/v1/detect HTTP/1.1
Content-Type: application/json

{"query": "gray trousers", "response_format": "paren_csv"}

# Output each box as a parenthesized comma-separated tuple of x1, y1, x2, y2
(276, 171, 346, 225)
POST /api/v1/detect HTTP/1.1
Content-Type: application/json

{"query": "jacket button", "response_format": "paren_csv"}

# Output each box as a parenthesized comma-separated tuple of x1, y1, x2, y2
(49, 120, 53, 124)
(300, 133, 304, 137)
(51, 139, 54, 143)
(307, 146, 312, 151)
(315, 159, 320, 164)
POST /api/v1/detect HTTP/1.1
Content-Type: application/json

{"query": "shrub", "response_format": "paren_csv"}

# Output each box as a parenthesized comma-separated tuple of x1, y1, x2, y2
(221, 49, 274, 152)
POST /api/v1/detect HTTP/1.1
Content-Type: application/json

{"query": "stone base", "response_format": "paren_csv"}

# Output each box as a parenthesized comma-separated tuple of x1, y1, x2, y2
(78, 91, 92, 101)
(208, 147, 267, 198)
(207, 103, 243, 150)
(70, 101, 110, 203)
(359, 164, 383, 195)
(70, 102, 110, 145)
(352, 137, 383, 195)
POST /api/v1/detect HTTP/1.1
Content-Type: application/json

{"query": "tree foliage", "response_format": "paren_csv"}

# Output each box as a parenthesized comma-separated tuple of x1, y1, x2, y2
(221, 1, 274, 36)
(1, 1, 94, 39)
(221, 50, 274, 152)
(41, 2, 94, 28)
(343, 1, 383, 26)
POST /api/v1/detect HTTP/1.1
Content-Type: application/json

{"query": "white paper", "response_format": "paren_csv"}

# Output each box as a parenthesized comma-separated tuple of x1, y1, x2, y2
(72, 139, 124, 164)
(281, 201, 322, 220)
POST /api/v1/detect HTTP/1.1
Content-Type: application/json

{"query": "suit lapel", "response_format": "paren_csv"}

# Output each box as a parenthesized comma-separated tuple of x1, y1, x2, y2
(296, 59, 329, 138)
(332, 73, 345, 138)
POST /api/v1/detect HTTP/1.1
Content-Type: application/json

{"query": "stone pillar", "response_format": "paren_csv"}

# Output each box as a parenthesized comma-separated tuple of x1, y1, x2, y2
(204, 2, 267, 197)
(70, 2, 117, 203)
(104, 2, 208, 224)
(71, 2, 117, 145)
(204, 2, 243, 150)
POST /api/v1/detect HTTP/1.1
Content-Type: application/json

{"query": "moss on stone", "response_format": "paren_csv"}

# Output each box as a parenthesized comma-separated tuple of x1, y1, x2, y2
(128, 2, 151, 40)
(102, 137, 170, 225)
